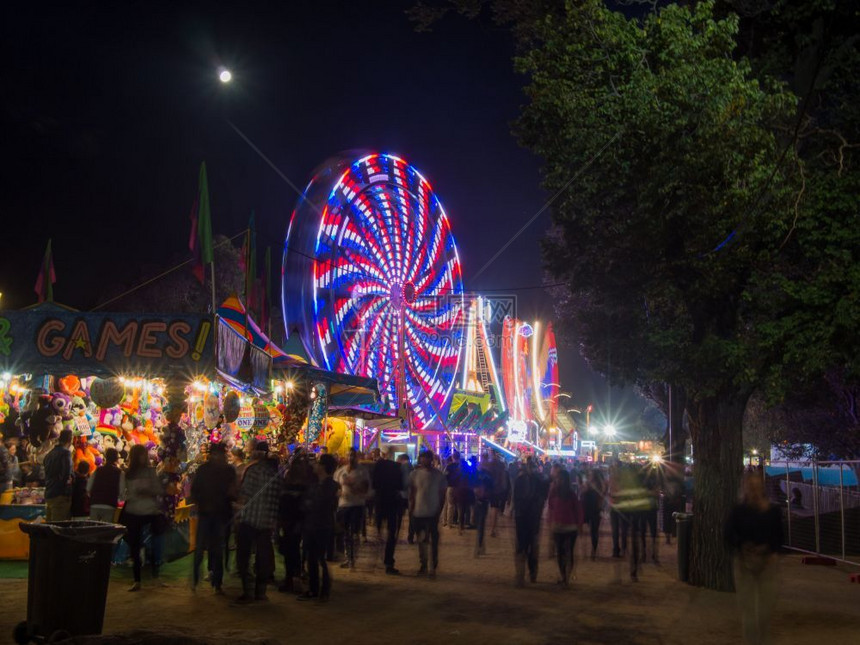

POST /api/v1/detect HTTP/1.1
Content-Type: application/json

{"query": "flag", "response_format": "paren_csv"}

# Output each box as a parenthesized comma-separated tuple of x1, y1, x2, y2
(34, 239, 57, 303)
(191, 162, 213, 284)
(262, 245, 272, 332)
(188, 196, 203, 284)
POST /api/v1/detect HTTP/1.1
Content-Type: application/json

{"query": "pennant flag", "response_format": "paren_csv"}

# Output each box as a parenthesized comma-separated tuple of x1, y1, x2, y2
(191, 162, 213, 284)
(34, 239, 57, 303)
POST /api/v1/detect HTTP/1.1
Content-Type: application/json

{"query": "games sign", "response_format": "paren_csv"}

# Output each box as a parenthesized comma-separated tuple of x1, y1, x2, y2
(0, 304, 213, 377)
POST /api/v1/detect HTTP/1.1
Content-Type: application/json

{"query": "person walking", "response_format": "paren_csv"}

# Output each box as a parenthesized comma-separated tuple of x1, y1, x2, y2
(513, 457, 547, 587)
(43, 429, 74, 521)
(278, 456, 312, 593)
(372, 448, 405, 574)
(122, 444, 166, 591)
(88, 448, 122, 523)
(235, 441, 281, 603)
(488, 452, 509, 537)
(442, 452, 462, 528)
(297, 453, 340, 602)
(582, 470, 606, 560)
(190, 443, 237, 594)
(409, 450, 447, 578)
(547, 469, 584, 587)
(473, 456, 494, 557)
(334, 448, 370, 570)
(725, 470, 783, 645)
(609, 460, 629, 558)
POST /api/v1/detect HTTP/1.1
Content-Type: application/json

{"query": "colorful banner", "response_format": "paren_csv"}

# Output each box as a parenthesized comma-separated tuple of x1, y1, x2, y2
(0, 304, 213, 377)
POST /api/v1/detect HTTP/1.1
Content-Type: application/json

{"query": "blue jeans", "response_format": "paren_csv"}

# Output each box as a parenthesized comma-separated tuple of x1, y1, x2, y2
(194, 514, 225, 588)
(474, 500, 489, 550)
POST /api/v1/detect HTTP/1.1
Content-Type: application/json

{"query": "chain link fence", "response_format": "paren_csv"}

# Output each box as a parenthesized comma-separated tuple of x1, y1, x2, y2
(764, 460, 860, 565)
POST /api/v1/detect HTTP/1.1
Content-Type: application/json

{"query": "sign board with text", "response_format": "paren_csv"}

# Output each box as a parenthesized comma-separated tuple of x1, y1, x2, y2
(0, 304, 213, 377)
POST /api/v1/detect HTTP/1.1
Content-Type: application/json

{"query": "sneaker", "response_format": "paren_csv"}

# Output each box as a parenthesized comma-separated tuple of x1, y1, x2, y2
(255, 594, 269, 602)
(417, 565, 428, 576)
(385, 567, 400, 575)
(234, 594, 254, 605)
(296, 592, 318, 602)
(128, 582, 141, 592)
(213, 586, 224, 596)
(428, 569, 436, 580)
(339, 561, 352, 569)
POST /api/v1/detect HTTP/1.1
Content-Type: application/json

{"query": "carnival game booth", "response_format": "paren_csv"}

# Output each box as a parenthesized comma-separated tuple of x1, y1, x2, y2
(214, 294, 385, 459)
(0, 304, 215, 560)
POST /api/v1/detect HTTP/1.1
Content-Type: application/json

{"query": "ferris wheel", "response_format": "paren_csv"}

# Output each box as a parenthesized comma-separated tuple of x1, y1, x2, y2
(283, 153, 465, 429)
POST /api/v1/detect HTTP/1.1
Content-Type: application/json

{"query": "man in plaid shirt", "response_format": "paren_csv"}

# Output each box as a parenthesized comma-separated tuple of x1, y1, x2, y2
(236, 441, 283, 603)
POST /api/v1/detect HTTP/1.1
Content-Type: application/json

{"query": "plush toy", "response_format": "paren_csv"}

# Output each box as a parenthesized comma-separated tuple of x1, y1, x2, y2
(27, 394, 54, 447)
(73, 435, 101, 472)
(96, 407, 122, 437)
(69, 396, 93, 435)
(58, 375, 86, 398)
(48, 392, 72, 436)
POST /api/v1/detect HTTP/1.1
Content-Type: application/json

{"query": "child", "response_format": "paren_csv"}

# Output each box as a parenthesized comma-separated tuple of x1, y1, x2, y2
(70, 461, 91, 520)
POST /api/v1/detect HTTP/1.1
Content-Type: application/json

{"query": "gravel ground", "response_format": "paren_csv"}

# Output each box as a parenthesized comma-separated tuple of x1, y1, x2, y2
(2, 512, 859, 644)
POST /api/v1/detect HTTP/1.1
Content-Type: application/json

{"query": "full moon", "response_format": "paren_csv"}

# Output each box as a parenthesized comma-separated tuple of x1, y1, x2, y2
(218, 68, 232, 83)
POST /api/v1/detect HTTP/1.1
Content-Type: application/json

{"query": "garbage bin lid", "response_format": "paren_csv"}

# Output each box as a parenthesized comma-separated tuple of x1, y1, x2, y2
(19, 520, 126, 543)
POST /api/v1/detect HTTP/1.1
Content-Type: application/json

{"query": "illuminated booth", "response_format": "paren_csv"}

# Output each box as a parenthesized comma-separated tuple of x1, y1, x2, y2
(0, 303, 214, 560)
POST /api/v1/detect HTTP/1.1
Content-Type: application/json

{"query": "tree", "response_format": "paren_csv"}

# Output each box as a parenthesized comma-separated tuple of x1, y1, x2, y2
(98, 234, 245, 314)
(515, 0, 801, 590)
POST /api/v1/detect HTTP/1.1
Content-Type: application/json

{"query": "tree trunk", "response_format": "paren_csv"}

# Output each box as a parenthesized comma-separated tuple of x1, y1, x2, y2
(687, 392, 748, 591)
(666, 384, 688, 464)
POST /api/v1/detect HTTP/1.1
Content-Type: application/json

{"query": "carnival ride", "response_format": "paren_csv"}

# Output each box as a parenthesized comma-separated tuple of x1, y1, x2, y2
(282, 153, 465, 431)
(500, 317, 560, 446)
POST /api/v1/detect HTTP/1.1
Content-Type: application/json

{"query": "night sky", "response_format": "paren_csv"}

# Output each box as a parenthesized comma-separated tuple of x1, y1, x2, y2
(0, 0, 649, 429)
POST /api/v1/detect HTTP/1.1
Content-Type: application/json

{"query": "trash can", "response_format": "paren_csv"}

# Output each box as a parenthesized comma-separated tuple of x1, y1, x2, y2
(14, 520, 126, 644)
(673, 512, 693, 582)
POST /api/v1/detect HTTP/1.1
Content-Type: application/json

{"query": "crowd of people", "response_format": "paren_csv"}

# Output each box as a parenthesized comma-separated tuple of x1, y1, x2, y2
(2, 428, 689, 601)
(177, 444, 683, 603)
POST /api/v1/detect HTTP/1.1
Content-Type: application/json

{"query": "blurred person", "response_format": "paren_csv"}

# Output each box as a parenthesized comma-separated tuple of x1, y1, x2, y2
(88, 448, 122, 522)
(608, 460, 629, 558)
(235, 441, 281, 603)
(2, 438, 20, 490)
(513, 457, 547, 587)
(70, 460, 91, 520)
(122, 444, 166, 591)
(643, 463, 661, 564)
(547, 468, 584, 587)
(488, 452, 509, 537)
(409, 450, 447, 578)
(298, 454, 339, 601)
(278, 457, 312, 593)
(582, 470, 606, 560)
(396, 454, 415, 544)
(372, 448, 405, 574)
(473, 455, 494, 557)
(190, 443, 237, 594)
(43, 429, 74, 521)
(442, 451, 463, 528)
(725, 470, 783, 645)
(334, 448, 370, 569)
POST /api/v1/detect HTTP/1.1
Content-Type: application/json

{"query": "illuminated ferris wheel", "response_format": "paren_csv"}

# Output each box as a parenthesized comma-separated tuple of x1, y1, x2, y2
(283, 153, 465, 429)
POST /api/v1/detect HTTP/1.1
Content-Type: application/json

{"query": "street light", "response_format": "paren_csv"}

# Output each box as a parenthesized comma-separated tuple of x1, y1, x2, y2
(603, 424, 616, 438)
(218, 67, 233, 83)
